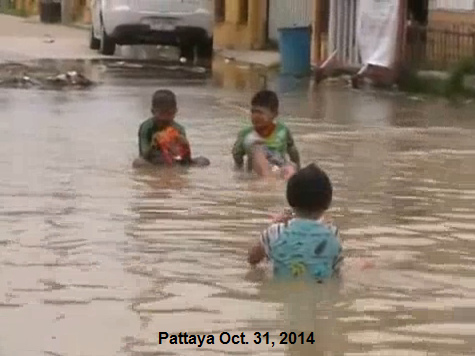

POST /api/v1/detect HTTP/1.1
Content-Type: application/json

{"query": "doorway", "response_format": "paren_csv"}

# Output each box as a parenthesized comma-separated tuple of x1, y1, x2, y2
(406, 0, 429, 66)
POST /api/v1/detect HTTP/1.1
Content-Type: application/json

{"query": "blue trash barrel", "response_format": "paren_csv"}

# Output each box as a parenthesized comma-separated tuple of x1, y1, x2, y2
(278, 26, 312, 76)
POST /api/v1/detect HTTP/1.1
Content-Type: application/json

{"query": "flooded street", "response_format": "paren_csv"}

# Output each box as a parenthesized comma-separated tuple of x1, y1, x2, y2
(0, 62, 474, 356)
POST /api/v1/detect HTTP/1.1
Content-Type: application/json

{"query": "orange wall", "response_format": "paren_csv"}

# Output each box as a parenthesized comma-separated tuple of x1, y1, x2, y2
(213, 0, 267, 50)
(15, 0, 38, 16)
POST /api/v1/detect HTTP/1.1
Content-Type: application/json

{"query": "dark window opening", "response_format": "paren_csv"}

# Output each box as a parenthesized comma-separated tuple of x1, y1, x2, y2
(405, 0, 429, 66)
(215, 0, 225, 23)
(407, 0, 429, 25)
(238, 0, 248, 25)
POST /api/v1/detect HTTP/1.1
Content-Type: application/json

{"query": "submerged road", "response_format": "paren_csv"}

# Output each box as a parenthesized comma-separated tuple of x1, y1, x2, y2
(1, 13, 475, 356)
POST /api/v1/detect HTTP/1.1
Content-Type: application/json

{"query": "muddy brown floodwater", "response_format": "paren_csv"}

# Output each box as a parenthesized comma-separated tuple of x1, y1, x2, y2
(0, 61, 474, 356)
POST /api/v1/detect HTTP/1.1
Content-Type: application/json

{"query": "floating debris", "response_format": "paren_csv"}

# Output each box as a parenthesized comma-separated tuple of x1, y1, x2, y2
(45, 71, 94, 87)
(0, 62, 95, 90)
(102, 59, 209, 79)
(0, 76, 36, 88)
(43, 34, 55, 44)
(107, 61, 144, 69)
(189, 66, 206, 74)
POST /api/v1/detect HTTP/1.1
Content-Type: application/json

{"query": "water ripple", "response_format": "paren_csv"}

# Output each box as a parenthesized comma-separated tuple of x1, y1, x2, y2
(1, 85, 474, 356)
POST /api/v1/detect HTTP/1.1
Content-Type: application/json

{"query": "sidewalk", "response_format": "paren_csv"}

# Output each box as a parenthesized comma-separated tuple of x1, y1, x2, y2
(0, 14, 102, 61)
(0, 14, 87, 38)
(213, 48, 280, 69)
(24, 15, 91, 31)
(0, 14, 281, 69)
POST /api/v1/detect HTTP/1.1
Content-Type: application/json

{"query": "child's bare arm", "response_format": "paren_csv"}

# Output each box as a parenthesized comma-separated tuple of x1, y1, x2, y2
(232, 132, 246, 169)
(248, 223, 281, 266)
(139, 126, 157, 160)
(248, 243, 266, 266)
(286, 131, 301, 169)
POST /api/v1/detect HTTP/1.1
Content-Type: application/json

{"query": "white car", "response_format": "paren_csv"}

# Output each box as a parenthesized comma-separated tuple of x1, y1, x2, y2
(89, 0, 213, 59)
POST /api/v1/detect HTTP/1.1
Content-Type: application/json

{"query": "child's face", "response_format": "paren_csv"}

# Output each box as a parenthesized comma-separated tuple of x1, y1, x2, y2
(152, 107, 177, 127)
(251, 106, 276, 135)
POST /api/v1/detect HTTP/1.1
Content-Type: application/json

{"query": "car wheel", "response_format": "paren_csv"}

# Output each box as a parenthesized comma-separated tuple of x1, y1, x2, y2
(89, 27, 100, 50)
(99, 21, 116, 56)
(196, 37, 213, 60)
(179, 43, 195, 63)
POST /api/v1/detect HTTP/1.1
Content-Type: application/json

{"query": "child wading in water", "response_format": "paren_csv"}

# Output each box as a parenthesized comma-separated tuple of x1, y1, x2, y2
(232, 90, 300, 180)
(248, 164, 344, 281)
(135, 89, 209, 167)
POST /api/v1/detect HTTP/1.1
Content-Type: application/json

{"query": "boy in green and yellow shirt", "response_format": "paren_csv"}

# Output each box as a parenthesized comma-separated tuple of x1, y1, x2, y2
(232, 90, 300, 179)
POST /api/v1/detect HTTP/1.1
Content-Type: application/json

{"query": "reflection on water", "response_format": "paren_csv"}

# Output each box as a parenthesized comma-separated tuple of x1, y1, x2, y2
(0, 65, 474, 356)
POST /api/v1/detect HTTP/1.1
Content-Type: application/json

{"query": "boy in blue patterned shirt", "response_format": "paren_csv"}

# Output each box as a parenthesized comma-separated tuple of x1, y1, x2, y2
(248, 163, 343, 281)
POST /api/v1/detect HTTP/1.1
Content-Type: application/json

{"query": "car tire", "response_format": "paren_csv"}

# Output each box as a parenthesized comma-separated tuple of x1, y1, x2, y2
(100, 22, 116, 56)
(179, 43, 195, 63)
(197, 37, 213, 60)
(89, 27, 100, 50)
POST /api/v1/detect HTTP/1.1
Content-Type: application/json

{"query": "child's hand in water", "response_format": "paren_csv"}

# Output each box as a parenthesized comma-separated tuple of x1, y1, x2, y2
(360, 259, 375, 270)
(280, 165, 297, 180)
(351, 258, 375, 270)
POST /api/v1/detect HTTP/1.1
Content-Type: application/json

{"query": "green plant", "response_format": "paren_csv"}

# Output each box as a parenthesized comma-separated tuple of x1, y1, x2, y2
(443, 57, 475, 99)
(396, 58, 475, 99)
(396, 65, 446, 96)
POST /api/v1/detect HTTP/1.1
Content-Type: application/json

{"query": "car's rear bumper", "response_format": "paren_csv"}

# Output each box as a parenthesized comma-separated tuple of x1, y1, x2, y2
(110, 24, 209, 46)
(102, 9, 212, 41)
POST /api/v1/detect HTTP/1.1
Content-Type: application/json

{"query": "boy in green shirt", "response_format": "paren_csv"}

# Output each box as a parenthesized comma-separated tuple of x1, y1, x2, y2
(135, 89, 209, 167)
(232, 90, 300, 179)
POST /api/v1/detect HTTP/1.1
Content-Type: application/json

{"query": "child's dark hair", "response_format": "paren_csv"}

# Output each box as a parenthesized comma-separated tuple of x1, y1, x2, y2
(286, 164, 333, 213)
(152, 89, 177, 111)
(251, 90, 279, 113)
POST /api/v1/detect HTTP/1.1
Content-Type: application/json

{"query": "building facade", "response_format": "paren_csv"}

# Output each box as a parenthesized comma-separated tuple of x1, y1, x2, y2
(212, 0, 267, 50)
(267, 0, 314, 45)
(61, 0, 90, 23)
(213, 0, 315, 52)
(0, 0, 90, 23)
(312, 0, 475, 71)
(421, 0, 475, 69)
(429, 0, 475, 25)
